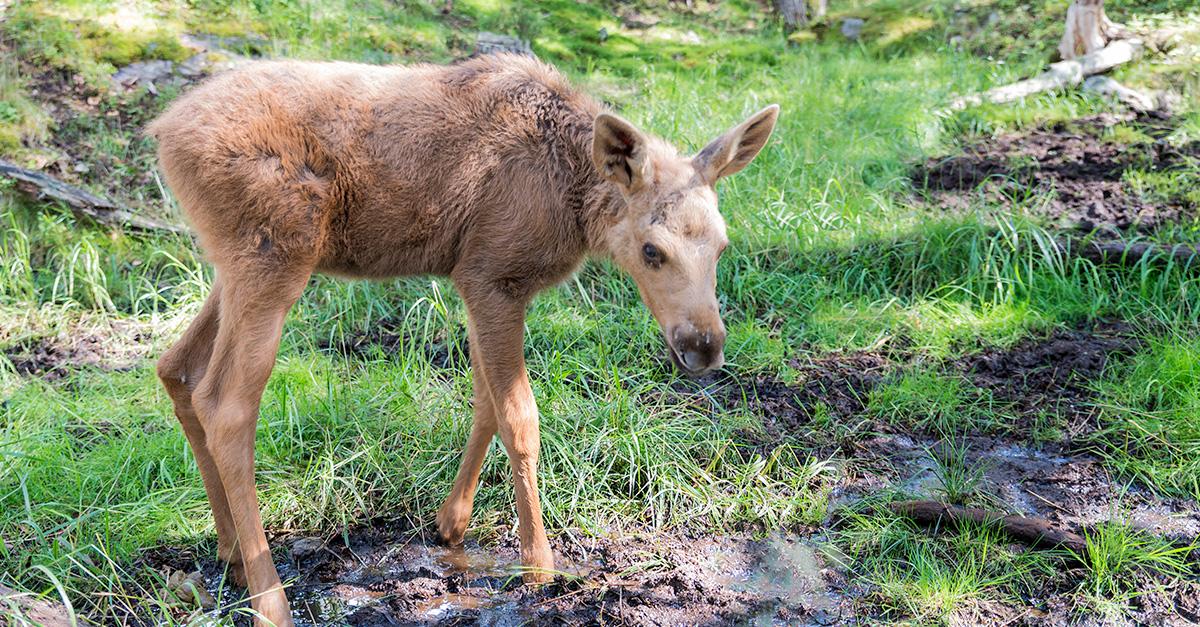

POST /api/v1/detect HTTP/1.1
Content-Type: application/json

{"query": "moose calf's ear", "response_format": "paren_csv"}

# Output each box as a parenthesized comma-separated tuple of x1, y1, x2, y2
(593, 113, 651, 191)
(694, 104, 780, 185)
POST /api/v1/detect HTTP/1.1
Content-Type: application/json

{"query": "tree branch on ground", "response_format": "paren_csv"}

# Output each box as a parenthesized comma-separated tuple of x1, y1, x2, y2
(0, 159, 184, 234)
(948, 39, 1141, 111)
(885, 500, 1089, 558)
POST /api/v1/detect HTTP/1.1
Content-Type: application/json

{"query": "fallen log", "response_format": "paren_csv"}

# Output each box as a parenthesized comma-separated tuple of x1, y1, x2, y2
(0, 584, 92, 626)
(887, 499, 1089, 557)
(1058, 238, 1200, 266)
(0, 159, 183, 234)
(948, 39, 1142, 111)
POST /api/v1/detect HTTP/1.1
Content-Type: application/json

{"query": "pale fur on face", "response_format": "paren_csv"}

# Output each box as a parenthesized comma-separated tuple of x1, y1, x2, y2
(592, 105, 779, 374)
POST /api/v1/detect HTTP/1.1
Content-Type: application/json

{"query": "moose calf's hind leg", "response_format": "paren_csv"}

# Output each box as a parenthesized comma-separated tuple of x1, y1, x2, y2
(192, 271, 311, 627)
(156, 281, 247, 586)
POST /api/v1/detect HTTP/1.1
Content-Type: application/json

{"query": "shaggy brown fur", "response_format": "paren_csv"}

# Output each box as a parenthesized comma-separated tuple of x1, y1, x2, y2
(150, 53, 777, 626)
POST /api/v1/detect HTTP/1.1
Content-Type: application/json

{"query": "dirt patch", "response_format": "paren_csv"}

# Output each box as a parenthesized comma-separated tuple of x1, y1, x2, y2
(914, 113, 1200, 232)
(955, 321, 1140, 436)
(318, 319, 469, 370)
(3, 321, 150, 380)
(708, 323, 1136, 453)
(857, 433, 1200, 542)
(681, 351, 890, 453)
(152, 528, 853, 626)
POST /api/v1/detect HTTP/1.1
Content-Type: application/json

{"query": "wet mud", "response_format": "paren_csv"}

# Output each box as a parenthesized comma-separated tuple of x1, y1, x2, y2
(131, 321, 1200, 626)
(954, 321, 1140, 435)
(717, 322, 1138, 452)
(151, 528, 852, 626)
(913, 113, 1200, 232)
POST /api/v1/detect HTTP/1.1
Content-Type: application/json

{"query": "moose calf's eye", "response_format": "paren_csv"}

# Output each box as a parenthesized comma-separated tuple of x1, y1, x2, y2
(642, 243, 664, 269)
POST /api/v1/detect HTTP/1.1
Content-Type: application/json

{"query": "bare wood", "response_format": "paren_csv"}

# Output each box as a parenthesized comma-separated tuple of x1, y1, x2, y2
(0, 585, 91, 626)
(1058, 238, 1200, 266)
(148, 54, 778, 625)
(1060, 0, 1122, 60)
(887, 500, 1089, 556)
(776, 0, 808, 32)
(948, 39, 1141, 111)
(0, 159, 184, 234)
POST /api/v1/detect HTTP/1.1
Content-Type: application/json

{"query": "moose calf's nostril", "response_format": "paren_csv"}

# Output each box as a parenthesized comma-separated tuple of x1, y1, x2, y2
(670, 325, 726, 374)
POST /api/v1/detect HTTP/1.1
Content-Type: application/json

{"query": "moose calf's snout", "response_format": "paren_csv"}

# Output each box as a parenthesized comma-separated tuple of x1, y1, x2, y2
(669, 324, 726, 376)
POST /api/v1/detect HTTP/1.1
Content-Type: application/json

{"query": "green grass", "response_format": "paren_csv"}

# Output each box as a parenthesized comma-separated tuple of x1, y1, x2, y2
(1093, 335, 1200, 499)
(838, 504, 1056, 624)
(868, 369, 993, 434)
(1078, 518, 1196, 617)
(2, 0, 1200, 623)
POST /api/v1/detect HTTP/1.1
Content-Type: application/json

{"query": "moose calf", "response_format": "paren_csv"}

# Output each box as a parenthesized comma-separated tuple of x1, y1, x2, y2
(150, 53, 778, 625)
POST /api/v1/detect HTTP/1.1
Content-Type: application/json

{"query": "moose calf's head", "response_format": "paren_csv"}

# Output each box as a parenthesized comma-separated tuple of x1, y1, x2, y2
(592, 105, 779, 377)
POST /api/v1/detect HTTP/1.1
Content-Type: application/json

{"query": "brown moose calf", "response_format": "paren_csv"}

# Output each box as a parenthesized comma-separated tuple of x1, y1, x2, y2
(150, 53, 778, 625)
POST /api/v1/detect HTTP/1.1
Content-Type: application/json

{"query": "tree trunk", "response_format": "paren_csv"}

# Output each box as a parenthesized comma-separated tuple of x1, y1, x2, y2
(776, 0, 808, 33)
(1059, 0, 1121, 60)
(814, 0, 828, 21)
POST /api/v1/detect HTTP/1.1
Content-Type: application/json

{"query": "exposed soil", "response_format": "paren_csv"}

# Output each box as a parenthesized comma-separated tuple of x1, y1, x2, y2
(702, 351, 891, 454)
(954, 321, 1140, 437)
(123, 322, 1200, 626)
(914, 113, 1200, 232)
(713, 322, 1138, 453)
(2, 321, 150, 380)
(318, 318, 469, 370)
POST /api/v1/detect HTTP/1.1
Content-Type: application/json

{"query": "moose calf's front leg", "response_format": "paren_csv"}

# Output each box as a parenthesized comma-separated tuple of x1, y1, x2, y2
(462, 290, 554, 582)
(494, 375, 554, 581)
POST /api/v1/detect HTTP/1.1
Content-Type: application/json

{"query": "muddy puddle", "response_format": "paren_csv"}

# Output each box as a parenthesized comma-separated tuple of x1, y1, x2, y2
(171, 529, 853, 626)
(913, 112, 1200, 232)
(134, 321, 1200, 625)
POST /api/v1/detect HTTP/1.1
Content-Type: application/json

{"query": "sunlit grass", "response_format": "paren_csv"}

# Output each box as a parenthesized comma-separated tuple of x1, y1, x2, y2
(1, 0, 1199, 623)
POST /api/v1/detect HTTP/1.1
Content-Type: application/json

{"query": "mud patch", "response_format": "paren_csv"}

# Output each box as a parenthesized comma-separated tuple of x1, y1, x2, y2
(693, 351, 890, 453)
(955, 321, 1140, 436)
(914, 113, 1200, 231)
(709, 323, 1136, 453)
(319, 319, 469, 370)
(164, 528, 853, 626)
(859, 434, 1200, 542)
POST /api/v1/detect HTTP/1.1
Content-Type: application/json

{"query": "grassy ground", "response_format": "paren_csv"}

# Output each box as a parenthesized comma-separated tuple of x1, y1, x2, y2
(2, 0, 1200, 624)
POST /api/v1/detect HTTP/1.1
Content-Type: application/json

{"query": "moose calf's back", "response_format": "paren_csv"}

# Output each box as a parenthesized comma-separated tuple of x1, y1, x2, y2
(150, 55, 600, 281)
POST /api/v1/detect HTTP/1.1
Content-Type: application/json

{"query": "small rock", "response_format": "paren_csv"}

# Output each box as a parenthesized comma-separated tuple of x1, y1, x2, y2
(112, 60, 175, 88)
(291, 536, 324, 559)
(161, 570, 216, 610)
(621, 12, 660, 29)
(475, 32, 533, 56)
(598, 27, 609, 43)
(840, 18, 864, 41)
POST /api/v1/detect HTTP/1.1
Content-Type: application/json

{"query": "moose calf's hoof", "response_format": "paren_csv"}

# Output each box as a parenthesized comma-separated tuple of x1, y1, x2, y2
(435, 505, 469, 546)
(521, 546, 555, 583)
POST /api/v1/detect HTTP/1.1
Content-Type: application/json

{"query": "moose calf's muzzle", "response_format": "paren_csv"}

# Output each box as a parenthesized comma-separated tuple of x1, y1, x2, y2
(668, 323, 726, 376)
